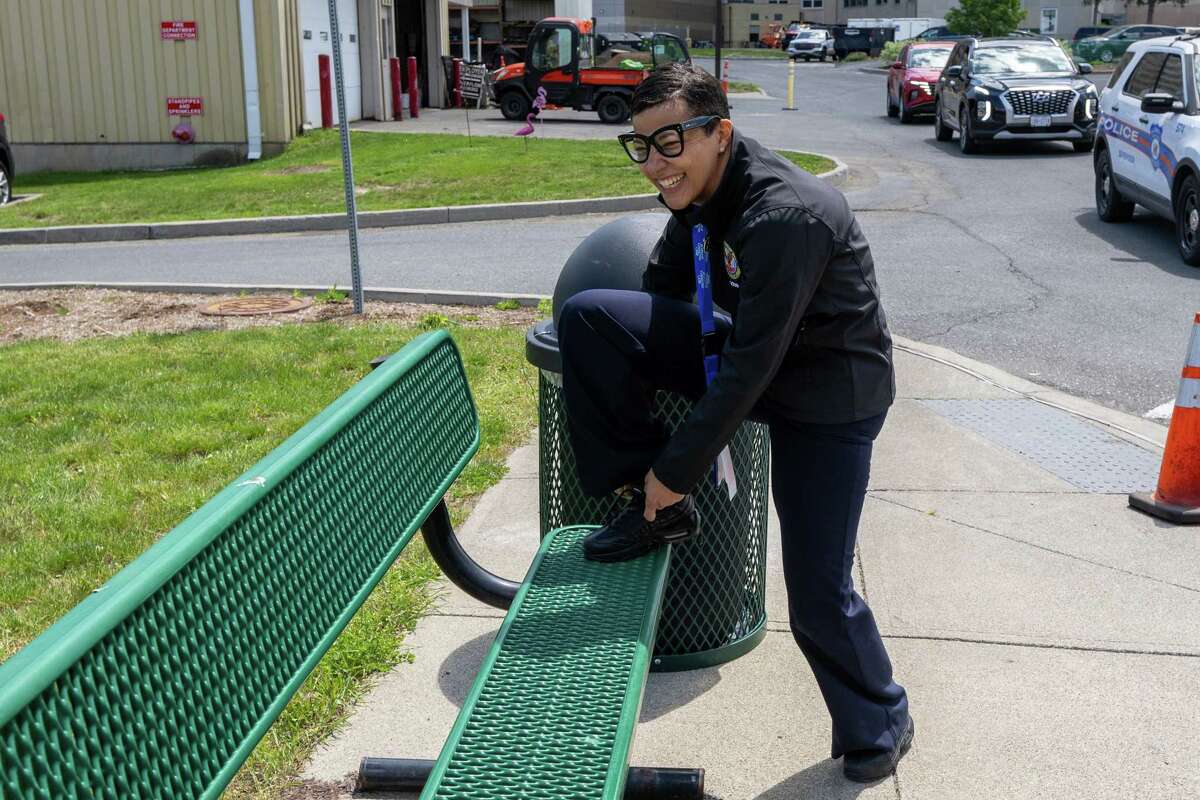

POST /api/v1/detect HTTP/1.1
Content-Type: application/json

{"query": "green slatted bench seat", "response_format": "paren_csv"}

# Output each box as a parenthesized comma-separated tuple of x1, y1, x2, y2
(419, 528, 670, 800)
(0, 329, 678, 800)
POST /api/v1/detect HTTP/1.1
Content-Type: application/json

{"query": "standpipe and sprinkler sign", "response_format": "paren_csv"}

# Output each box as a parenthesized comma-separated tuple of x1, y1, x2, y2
(167, 97, 204, 116)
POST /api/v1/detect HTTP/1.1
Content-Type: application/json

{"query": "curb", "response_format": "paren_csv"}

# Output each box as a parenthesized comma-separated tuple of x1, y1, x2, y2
(893, 335, 1168, 450)
(0, 160, 849, 246)
(0, 194, 663, 247)
(815, 154, 850, 187)
(0, 281, 550, 309)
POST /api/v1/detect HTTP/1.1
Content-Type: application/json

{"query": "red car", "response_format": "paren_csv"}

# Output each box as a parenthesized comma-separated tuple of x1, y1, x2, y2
(886, 42, 954, 123)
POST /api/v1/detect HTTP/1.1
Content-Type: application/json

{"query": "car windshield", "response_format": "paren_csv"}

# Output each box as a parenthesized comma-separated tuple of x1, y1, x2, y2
(972, 43, 1075, 75)
(908, 47, 952, 68)
(793, 31, 823, 40)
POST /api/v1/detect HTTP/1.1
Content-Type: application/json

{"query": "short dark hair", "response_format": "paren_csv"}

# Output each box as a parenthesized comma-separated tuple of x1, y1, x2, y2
(631, 62, 729, 119)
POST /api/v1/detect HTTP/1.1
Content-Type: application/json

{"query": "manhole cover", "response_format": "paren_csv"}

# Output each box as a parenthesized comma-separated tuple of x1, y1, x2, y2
(199, 296, 312, 317)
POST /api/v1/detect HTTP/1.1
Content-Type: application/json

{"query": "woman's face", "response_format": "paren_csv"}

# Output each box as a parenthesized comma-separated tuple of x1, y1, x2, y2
(632, 99, 731, 210)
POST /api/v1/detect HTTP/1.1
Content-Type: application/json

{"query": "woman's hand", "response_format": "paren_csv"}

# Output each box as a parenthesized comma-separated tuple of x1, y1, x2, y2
(643, 469, 684, 521)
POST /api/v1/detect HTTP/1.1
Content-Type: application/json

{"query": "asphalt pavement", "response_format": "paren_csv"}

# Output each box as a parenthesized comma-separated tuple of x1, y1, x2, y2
(2, 60, 1196, 421)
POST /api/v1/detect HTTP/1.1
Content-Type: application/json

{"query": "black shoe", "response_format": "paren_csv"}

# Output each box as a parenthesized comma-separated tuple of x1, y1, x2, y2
(583, 491, 699, 563)
(842, 716, 915, 783)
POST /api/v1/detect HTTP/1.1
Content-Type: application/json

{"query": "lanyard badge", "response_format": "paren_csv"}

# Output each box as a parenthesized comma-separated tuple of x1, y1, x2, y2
(692, 223, 738, 499)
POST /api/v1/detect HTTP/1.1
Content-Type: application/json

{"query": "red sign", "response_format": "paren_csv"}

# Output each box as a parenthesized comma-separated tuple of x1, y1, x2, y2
(167, 97, 203, 116)
(161, 21, 198, 41)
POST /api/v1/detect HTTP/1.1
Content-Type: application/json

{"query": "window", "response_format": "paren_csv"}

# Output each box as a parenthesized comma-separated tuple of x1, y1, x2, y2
(1156, 53, 1184, 100)
(531, 26, 573, 70)
(751, 13, 759, 19)
(1040, 8, 1057, 35)
(1123, 51, 1166, 99)
(775, 13, 784, 19)
(1108, 50, 1135, 89)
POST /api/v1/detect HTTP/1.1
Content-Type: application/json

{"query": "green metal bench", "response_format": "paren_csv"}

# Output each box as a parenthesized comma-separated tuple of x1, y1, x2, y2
(0, 330, 695, 800)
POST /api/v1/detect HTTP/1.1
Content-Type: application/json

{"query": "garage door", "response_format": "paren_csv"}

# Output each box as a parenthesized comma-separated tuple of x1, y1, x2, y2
(299, 0, 362, 126)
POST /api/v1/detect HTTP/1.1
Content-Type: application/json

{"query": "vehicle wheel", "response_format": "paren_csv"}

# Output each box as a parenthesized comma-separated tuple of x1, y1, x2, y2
(499, 91, 531, 121)
(1073, 138, 1094, 153)
(597, 94, 630, 124)
(1100, 48, 1114, 63)
(0, 162, 10, 206)
(899, 92, 914, 123)
(958, 107, 978, 154)
(1175, 173, 1200, 265)
(934, 101, 952, 141)
(887, 85, 899, 118)
(1095, 147, 1135, 223)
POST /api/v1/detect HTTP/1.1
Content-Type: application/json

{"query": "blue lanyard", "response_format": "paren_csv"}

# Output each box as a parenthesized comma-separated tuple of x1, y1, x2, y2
(692, 224, 721, 386)
(692, 223, 720, 486)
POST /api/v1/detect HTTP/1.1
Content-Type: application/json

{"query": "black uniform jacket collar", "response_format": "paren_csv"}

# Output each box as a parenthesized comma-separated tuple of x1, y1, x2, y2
(657, 127, 748, 232)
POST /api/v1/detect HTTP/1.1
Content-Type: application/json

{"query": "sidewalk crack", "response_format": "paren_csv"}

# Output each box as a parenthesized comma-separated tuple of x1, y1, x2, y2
(868, 494, 1200, 595)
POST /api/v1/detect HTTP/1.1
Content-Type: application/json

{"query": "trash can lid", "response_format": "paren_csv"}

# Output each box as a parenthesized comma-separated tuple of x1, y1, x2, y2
(525, 318, 561, 373)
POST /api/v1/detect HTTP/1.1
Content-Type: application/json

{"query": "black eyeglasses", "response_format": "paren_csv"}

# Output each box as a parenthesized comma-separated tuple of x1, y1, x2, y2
(618, 115, 720, 163)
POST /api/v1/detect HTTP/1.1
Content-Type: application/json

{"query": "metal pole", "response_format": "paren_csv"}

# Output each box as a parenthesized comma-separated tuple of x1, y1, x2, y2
(327, 0, 365, 314)
(714, 0, 722, 82)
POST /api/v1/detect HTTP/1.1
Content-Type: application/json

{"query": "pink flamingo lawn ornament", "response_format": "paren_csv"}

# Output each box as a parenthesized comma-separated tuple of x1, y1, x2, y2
(515, 87, 548, 137)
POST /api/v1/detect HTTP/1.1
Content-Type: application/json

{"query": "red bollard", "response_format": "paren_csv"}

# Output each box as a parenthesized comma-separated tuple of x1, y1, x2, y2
(453, 57, 463, 108)
(407, 56, 420, 119)
(319, 54, 333, 128)
(390, 57, 403, 120)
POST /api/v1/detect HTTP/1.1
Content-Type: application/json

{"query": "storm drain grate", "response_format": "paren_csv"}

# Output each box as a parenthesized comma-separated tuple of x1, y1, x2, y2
(921, 398, 1162, 493)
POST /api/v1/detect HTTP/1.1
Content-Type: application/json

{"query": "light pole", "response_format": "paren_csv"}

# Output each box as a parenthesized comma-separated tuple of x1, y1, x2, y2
(715, 0, 722, 80)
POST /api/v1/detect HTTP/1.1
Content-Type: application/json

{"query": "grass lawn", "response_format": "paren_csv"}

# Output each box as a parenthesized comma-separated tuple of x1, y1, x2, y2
(728, 80, 764, 93)
(693, 47, 787, 59)
(0, 131, 833, 229)
(0, 318, 538, 799)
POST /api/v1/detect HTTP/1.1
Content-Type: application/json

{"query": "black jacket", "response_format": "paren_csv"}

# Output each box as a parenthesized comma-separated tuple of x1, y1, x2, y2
(646, 129, 895, 492)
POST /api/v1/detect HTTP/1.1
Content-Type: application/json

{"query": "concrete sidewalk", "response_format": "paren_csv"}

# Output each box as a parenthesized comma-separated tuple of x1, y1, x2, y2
(299, 337, 1200, 799)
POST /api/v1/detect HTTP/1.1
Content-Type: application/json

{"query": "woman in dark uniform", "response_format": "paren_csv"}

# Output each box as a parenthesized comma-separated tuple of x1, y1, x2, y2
(555, 62, 913, 783)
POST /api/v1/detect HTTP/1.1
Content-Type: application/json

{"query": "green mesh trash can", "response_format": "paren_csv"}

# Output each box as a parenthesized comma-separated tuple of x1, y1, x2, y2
(526, 320, 770, 672)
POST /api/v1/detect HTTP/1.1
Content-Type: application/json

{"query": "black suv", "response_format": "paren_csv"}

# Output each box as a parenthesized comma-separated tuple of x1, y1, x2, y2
(932, 37, 1100, 154)
(0, 113, 12, 205)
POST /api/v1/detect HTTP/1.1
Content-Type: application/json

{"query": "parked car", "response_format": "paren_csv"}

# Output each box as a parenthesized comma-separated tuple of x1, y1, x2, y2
(0, 113, 12, 206)
(1094, 36, 1200, 265)
(887, 41, 954, 122)
(1073, 24, 1182, 63)
(932, 37, 1099, 154)
(1072, 26, 1111, 42)
(914, 26, 966, 41)
(833, 26, 895, 59)
(787, 28, 834, 61)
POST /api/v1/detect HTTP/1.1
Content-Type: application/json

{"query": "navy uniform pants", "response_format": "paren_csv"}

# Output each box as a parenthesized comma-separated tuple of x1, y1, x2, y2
(558, 288, 909, 758)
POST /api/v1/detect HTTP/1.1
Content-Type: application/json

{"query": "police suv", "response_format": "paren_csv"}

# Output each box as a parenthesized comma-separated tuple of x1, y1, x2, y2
(1095, 34, 1200, 265)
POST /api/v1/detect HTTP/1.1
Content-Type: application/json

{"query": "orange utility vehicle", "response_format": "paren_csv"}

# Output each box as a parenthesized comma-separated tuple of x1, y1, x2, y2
(490, 18, 691, 124)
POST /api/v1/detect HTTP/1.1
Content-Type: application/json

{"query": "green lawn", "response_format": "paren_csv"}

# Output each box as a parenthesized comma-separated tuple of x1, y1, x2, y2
(728, 80, 764, 93)
(693, 47, 787, 59)
(0, 318, 538, 799)
(0, 131, 833, 229)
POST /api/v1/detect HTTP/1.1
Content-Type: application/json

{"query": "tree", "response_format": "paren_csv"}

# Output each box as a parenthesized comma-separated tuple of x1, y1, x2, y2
(945, 0, 1027, 37)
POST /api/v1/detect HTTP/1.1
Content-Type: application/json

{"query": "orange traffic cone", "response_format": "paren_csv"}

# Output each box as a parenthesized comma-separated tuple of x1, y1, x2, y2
(722, 60, 730, 94)
(1129, 312, 1200, 524)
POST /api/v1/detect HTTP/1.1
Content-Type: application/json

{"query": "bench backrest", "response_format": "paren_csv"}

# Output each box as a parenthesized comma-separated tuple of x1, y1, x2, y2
(0, 330, 478, 800)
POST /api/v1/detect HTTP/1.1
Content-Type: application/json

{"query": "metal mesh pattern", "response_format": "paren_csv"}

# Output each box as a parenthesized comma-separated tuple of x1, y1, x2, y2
(424, 527, 669, 800)
(537, 376, 770, 665)
(0, 334, 478, 800)
(1007, 89, 1074, 116)
(922, 398, 1160, 493)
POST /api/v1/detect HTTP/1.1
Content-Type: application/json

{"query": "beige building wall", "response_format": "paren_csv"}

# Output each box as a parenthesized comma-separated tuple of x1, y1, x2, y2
(0, 0, 313, 171)
(723, 2, 809, 47)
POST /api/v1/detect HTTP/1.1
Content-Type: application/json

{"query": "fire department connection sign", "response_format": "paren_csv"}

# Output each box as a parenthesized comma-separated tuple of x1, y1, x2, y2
(161, 21, 198, 40)
(167, 97, 204, 116)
